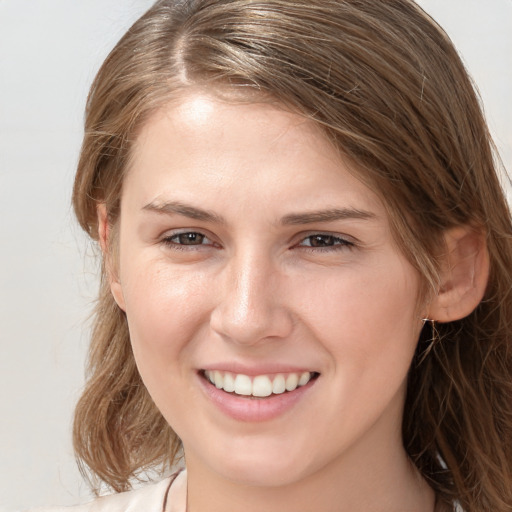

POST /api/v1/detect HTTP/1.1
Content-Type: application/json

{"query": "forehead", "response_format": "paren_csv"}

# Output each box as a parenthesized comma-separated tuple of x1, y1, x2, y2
(125, 91, 384, 218)
(133, 91, 329, 161)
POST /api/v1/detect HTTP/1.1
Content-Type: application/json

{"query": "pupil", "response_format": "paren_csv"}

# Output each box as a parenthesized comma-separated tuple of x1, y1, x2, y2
(311, 235, 333, 247)
(179, 233, 203, 245)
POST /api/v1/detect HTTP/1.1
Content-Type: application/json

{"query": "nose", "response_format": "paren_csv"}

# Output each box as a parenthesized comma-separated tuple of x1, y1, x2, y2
(210, 250, 294, 346)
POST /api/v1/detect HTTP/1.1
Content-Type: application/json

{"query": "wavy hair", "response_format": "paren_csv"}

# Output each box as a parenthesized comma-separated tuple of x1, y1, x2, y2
(72, 1, 512, 510)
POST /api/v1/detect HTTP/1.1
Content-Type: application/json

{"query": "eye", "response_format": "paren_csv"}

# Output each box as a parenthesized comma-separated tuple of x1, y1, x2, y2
(298, 234, 354, 250)
(161, 231, 214, 248)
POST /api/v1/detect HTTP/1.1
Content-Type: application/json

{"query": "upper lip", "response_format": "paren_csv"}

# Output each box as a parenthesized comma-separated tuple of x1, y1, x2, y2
(199, 363, 319, 376)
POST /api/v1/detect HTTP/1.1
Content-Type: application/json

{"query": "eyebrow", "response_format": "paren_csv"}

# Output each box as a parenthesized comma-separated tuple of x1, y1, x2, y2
(280, 208, 376, 225)
(142, 200, 376, 225)
(143, 201, 227, 224)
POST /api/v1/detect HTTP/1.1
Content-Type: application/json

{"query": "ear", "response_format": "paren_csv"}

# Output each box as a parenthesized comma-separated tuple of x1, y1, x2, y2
(97, 204, 126, 311)
(426, 226, 489, 322)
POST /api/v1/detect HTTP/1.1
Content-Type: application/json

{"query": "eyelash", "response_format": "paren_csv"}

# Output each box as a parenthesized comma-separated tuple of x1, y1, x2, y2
(160, 231, 355, 252)
(296, 234, 355, 252)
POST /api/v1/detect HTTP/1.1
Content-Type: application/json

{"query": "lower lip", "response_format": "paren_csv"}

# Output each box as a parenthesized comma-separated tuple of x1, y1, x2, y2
(198, 373, 317, 422)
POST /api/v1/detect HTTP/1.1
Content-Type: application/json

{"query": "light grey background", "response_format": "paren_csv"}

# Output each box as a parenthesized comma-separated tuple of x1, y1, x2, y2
(0, 1, 511, 510)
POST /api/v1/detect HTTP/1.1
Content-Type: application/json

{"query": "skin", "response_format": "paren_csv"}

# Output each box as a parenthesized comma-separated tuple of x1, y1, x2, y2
(106, 91, 440, 511)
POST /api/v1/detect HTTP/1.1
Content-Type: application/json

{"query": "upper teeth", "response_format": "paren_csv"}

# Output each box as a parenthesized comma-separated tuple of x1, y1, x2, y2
(204, 370, 314, 397)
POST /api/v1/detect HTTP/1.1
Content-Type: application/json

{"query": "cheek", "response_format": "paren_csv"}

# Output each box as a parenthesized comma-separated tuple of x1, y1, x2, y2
(119, 259, 212, 378)
(298, 260, 422, 438)
(119, 261, 217, 429)
(298, 259, 421, 371)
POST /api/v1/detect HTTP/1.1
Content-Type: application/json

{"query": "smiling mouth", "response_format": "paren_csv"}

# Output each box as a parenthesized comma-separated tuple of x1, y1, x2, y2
(202, 370, 320, 398)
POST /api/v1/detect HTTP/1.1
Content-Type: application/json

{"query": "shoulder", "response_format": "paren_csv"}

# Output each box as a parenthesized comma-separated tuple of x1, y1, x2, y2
(24, 476, 175, 512)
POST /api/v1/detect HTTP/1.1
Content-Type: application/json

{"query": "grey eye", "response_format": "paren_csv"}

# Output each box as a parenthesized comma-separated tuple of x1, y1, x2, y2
(172, 232, 206, 245)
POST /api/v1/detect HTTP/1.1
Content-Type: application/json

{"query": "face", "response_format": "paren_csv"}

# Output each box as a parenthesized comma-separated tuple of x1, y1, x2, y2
(109, 91, 425, 488)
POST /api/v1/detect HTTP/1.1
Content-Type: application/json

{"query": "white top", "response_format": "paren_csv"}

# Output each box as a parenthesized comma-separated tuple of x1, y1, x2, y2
(25, 470, 187, 512)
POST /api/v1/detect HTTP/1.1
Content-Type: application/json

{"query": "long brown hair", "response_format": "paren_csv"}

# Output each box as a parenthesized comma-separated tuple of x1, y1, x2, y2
(72, 1, 512, 509)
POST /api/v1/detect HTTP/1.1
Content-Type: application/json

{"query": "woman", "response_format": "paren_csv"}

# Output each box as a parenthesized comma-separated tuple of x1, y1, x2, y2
(34, 0, 512, 511)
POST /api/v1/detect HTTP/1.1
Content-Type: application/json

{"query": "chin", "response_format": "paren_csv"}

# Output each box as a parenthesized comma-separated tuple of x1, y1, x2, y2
(203, 438, 317, 488)
(218, 459, 304, 488)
